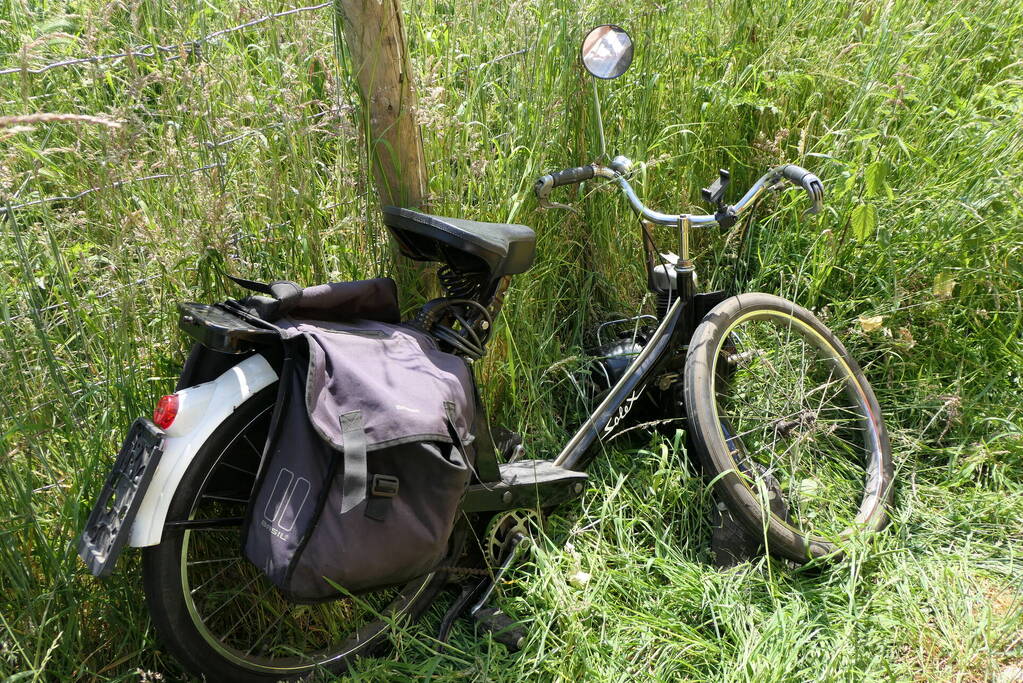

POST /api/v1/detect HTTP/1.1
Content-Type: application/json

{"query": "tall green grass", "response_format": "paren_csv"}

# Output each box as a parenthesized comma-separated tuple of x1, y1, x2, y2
(1, 0, 1021, 679)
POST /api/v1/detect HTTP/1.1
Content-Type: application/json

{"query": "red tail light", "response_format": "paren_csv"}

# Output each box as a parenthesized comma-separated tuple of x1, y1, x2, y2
(153, 394, 179, 430)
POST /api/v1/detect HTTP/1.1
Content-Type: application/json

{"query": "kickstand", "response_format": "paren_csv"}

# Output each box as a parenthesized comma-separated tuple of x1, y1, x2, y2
(436, 533, 531, 651)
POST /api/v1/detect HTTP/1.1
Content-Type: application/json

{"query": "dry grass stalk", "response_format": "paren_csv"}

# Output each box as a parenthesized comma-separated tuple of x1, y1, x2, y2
(0, 113, 123, 129)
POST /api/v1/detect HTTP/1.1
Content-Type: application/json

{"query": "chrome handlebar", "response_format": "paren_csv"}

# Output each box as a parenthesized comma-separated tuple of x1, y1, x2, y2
(534, 156, 824, 226)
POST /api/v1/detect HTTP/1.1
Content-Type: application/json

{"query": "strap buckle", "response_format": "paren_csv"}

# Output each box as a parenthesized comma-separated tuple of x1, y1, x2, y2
(371, 474, 399, 498)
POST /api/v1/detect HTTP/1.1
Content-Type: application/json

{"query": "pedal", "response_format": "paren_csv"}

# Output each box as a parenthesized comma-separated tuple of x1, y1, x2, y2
(473, 607, 526, 651)
(492, 427, 524, 462)
(436, 532, 531, 649)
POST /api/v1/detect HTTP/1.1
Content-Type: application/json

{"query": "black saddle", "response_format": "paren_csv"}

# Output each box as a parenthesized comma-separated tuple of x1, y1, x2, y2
(382, 206, 536, 281)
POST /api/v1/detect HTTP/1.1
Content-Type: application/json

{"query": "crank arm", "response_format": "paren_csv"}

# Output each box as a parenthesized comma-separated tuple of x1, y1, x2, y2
(435, 532, 531, 646)
(470, 532, 530, 616)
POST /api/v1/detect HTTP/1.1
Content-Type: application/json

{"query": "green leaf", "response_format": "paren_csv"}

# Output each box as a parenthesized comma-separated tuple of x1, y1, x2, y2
(865, 160, 887, 198)
(851, 203, 877, 241)
(933, 272, 956, 298)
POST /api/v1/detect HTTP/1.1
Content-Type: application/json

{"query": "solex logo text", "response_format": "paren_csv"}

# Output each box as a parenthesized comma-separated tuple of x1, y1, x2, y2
(603, 390, 642, 437)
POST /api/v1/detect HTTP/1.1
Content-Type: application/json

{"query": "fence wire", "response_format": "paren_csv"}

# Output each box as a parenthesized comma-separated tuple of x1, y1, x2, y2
(0, 2, 332, 77)
(2, 274, 164, 326)
(1, 105, 344, 217)
(0, 2, 511, 336)
(0, 163, 224, 216)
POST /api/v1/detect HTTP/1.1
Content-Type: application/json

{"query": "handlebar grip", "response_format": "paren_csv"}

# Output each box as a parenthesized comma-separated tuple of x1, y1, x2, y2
(777, 164, 824, 214)
(778, 164, 813, 185)
(534, 165, 596, 198)
(549, 165, 595, 187)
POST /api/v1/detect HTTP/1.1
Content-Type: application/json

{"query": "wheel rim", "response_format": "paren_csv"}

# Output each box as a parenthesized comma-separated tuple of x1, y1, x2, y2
(174, 403, 432, 674)
(709, 309, 886, 543)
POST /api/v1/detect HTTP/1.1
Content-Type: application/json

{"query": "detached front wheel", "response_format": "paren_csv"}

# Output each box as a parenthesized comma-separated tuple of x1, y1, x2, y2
(684, 293, 893, 562)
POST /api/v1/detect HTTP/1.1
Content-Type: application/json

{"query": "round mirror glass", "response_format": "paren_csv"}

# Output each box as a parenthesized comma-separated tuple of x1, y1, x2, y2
(581, 25, 634, 79)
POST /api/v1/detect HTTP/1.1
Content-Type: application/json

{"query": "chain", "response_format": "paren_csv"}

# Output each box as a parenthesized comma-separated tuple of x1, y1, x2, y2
(437, 565, 492, 578)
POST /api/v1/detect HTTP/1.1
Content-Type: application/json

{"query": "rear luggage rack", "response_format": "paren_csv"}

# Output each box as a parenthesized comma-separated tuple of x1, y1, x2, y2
(178, 302, 278, 354)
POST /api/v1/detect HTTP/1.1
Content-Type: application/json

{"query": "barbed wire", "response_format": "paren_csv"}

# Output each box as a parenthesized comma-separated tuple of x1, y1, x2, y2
(461, 47, 531, 74)
(2, 274, 164, 325)
(0, 2, 331, 78)
(0, 105, 346, 216)
(206, 106, 342, 148)
(0, 162, 224, 216)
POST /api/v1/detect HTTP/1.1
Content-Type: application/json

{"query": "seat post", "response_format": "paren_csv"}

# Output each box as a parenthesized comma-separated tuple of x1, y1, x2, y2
(486, 275, 512, 319)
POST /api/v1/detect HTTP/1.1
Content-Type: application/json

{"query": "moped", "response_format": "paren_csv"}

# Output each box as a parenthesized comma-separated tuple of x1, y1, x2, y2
(79, 25, 892, 681)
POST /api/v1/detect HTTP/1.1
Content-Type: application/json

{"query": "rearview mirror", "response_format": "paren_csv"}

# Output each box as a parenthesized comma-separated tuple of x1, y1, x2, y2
(581, 25, 633, 80)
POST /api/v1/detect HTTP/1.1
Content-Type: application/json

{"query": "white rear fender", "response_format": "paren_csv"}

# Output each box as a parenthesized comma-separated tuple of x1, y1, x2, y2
(129, 354, 278, 547)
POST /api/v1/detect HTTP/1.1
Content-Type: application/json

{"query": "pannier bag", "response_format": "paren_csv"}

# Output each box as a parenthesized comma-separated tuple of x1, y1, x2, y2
(242, 281, 476, 602)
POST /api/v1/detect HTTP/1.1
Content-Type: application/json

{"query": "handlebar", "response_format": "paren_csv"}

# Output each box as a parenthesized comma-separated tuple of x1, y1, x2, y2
(776, 164, 824, 213)
(548, 165, 596, 188)
(534, 158, 824, 226)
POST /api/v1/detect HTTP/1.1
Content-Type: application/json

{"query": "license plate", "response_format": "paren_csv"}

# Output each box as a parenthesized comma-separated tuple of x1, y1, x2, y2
(78, 418, 165, 577)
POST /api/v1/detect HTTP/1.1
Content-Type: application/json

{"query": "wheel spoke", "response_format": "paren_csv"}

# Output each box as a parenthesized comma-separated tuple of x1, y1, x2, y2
(245, 605, 294, 657)
(190, 557, 241, 596)
(221, 459, 257, 478)
(187, 556, 240, 567)
(201, 494, 249, 504)
(156, 398, 431, 674)
(166, 516, 243, 530)
(201, 572, 263, 622)
(708, 310, 880, 540)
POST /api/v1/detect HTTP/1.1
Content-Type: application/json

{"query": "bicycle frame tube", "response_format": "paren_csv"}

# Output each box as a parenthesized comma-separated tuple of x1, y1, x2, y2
(554, 290, 691, 471)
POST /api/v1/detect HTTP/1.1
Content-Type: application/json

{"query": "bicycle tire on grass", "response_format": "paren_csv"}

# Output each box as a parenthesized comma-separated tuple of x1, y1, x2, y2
(142, 384, 445, 682)
(684, 293, 893, 563)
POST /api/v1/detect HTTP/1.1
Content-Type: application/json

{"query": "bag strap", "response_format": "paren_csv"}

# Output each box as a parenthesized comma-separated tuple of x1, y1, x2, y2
(365, 405, 463, 523)
(443, 401, 464, 450)
(228, 275, 303, 319)
(339, 411, 368, 515)
(240, 354, 294, 546)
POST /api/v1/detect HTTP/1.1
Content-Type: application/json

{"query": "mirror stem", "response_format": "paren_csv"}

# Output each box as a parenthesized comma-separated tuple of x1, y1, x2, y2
(592, 78, 607, 161)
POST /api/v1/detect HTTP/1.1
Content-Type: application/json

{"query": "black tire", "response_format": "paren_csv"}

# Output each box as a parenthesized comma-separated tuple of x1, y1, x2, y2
(684, 293, 893, 563)
(142, 384, 445, 682)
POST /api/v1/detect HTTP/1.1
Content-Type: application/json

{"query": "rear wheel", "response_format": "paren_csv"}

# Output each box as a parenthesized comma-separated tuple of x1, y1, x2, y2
(684, 293, 893, 562)
(142, 385, 444, 682)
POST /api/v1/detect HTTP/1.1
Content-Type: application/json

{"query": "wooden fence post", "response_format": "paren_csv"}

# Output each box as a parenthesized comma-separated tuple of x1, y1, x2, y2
(334, 0, 428, 210)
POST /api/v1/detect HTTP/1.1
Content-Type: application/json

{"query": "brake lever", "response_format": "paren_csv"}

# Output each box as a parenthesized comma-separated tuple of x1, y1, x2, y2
(534, 175, 580, 213)
(540, 197, 580, 212)
(771, 166, 825, 216)
(799, 173, 824, 215)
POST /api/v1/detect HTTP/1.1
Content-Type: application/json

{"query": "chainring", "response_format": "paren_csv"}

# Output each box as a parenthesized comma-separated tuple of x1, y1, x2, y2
(484, 508, 543, 566)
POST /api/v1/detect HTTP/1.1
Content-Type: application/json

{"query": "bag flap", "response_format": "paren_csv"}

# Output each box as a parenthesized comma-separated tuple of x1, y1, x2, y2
(279, 318, 475, 451)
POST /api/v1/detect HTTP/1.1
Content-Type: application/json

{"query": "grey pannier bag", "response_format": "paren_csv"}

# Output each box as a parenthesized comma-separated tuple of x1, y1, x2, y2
(241, 284, 476, 602)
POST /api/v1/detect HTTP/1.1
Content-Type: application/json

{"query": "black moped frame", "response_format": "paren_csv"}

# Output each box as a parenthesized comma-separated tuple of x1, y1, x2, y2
(458, 221, 727, 513)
